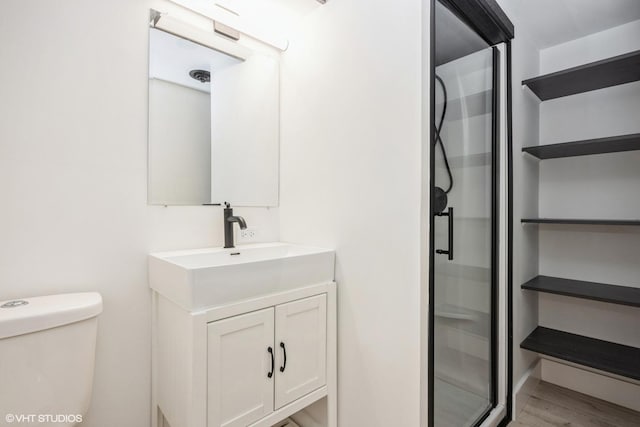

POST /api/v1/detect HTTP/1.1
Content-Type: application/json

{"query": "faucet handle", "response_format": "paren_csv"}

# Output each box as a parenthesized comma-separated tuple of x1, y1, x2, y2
(224, 202, 231, 209)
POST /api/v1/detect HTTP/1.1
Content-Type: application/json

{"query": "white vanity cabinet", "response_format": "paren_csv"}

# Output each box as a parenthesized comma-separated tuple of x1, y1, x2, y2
(207, 295, 327, 427)
(152, 283, 336, 427)
(207, 308, 276, 427)
(273, 295, 327, 409)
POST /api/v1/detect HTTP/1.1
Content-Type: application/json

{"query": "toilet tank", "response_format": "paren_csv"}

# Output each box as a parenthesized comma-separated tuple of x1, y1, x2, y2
(0, 293, 102, 426)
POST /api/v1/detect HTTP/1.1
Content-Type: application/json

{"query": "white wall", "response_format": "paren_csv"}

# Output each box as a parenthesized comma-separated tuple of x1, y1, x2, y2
(279, 0, 423, 425)
(496, 0, 542, 389)
(211, 52, 280, 207)
(149, 79, 211, 205)
(539, 19, 640, 74)
(0, 1, 278, 426)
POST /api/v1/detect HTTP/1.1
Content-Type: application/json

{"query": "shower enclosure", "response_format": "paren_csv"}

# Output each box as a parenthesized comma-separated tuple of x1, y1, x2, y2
(428, 1, 513, 426)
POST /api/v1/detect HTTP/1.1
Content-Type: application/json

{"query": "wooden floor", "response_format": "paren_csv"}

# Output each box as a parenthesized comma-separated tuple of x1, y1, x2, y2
(509, 381, 640, 427)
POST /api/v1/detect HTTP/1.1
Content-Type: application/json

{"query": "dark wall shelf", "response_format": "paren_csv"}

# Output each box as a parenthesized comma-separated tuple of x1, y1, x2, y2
(521, 218, 640, 226)
(522, 276, 640, 308)
(522, 50, 640, 101)
(521, 327, 640, 381)
(522, 133, 640, 159)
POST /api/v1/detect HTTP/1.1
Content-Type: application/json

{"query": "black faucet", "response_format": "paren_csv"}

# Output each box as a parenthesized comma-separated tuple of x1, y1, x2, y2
(223, 202, 247, 248)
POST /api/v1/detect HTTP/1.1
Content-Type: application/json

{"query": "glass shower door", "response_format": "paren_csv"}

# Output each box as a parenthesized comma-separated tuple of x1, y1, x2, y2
(431, 2, 498, 426)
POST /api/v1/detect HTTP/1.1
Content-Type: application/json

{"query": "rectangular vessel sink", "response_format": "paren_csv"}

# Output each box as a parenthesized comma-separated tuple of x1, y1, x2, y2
(149, 242, 335, 311)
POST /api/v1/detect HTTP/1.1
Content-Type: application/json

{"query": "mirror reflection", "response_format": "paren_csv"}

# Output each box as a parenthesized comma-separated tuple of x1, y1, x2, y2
(148, 27, 279, 206)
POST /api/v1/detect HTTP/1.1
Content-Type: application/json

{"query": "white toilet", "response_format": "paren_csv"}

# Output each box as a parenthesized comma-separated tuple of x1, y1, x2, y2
(0, 293, 102, 427)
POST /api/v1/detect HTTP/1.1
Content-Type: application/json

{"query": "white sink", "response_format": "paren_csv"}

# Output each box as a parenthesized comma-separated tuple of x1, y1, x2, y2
(149, 242, 335, 311)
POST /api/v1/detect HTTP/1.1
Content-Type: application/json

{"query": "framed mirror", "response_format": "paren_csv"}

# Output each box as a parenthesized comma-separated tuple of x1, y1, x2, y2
(148, 24, 279, 206)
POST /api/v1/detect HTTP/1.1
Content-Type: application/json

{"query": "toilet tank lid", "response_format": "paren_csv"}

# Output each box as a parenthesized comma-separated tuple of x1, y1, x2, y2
(0, 293, 103, 339)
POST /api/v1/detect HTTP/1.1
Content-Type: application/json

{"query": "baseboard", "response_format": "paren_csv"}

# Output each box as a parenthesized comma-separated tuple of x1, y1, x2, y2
(513, 361, 541, 417)
(541, 358, 640, 412)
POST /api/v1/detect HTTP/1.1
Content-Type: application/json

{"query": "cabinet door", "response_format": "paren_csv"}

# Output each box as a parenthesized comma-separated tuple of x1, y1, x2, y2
(207, 308, 275, 427)
(274, 294, 327, 409)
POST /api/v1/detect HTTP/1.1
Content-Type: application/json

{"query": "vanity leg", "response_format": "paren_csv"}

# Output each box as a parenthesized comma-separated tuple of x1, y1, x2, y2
(327, 283, 338, 427)
(152, 293, 159, 427)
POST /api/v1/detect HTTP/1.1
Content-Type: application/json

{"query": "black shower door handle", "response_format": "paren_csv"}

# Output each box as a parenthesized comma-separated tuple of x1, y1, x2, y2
(435, 207, 454, 260)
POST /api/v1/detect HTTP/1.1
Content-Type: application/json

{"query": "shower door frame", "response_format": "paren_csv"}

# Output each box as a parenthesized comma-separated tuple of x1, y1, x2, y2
(427, 1, 514, 426)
